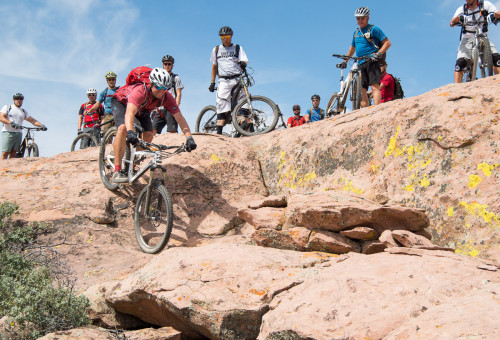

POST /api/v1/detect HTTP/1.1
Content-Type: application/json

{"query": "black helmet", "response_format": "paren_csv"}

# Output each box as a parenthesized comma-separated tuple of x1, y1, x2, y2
(219, 26, 233, 36)
(311, 94, 320, 100)
(293, 104, 301, 110)
(162, 55, 175, 63)
(13, 93, 24, 100)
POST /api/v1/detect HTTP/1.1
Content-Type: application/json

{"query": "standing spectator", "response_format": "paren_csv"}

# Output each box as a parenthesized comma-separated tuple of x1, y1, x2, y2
(380, 61, 395, 103)
(152, 55, 185, 135)
(287, 104, 306, 128)
(305, 95, 325, 123)
(89, 71, 120, 136)
(209, 26, 249, 134)
(78, 89, 104, 148)
(450, 0, 500, 83)
(0, 93, 46, 159)
(339, 7, 391, 107)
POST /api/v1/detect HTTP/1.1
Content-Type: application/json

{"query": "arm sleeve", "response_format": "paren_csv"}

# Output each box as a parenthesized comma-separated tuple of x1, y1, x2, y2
(78, 104, 84, 116)
(161, 92, 180, 114)
(98, 89, 105, 103)
(175, 76, 184, 90)
(210, 47, 217, 65)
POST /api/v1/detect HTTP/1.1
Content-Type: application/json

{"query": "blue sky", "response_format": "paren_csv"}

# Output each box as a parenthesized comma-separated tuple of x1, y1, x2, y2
(1, 0, 499, 157)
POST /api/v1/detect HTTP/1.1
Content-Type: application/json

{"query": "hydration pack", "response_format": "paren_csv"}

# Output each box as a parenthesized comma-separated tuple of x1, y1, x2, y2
(125, 66, 152, 86)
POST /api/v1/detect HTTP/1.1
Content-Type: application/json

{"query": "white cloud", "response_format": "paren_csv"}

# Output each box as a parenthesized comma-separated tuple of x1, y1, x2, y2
(0, 0, 139, 87)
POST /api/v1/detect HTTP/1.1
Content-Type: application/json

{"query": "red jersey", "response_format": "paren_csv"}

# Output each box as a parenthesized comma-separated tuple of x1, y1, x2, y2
(380, 72, 395, 103)
(287, 115, 306, 127)
(114, 83, 180, 115)
(79, 102, 104, 128)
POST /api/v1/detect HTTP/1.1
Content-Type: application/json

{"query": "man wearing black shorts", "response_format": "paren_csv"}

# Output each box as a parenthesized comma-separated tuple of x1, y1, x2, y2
(338, 7, 391, 107)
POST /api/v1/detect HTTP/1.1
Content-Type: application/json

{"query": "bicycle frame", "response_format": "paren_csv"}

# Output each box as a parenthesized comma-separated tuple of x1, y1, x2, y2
(17, 127, 39, 157)
(338, 62, 359, 109)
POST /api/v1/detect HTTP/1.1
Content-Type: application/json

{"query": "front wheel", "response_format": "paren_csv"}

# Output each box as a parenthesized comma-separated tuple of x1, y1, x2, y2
(27, 143, 39, 157)
(326, 93, 342, 116)
(99, 127, 119, 191)
(195, 105, 218, 134)
(135, 180, 174, 254)
(231, 95, 279, 136)
(351, 74, 362, 111)
(71, 133, 99, 151)
(479, 37, 494, 78)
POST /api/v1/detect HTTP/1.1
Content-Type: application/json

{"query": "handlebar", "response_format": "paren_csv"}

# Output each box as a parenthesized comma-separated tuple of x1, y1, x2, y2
(17, 126, 45, 131)
(332, 54, 372, 61)
(137, 140, 186, 154)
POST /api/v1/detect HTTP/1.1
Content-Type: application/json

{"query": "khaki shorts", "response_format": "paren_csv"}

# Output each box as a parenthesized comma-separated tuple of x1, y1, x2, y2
(2, 131, 22, 152)
(101, 114, 115, 135)
(457, 35, 499, 60)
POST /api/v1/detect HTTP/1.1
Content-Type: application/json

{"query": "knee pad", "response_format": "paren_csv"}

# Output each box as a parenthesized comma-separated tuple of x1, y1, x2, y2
(455, 58, 468, 72)
(217, 112, 229, 120)
(493, 53, 500, 67)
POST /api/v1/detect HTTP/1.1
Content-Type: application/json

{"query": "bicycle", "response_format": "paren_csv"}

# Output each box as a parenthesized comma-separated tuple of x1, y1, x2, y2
(326, 54, 372, 117)
(453, 16, 497, 82)
(195, 67, 282, 137)
(70, 118, 114, 151)
(98, 127, 186, 253)
(16, 126, 44, 158)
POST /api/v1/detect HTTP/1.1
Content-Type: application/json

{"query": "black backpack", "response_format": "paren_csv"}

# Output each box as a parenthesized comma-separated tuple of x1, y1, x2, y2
(386, 74, 404, 100)
(215, 44, 240, 76)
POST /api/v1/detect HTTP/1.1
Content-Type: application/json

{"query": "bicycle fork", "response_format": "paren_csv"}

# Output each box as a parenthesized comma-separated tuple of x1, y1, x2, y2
(144, 167, 166, 219)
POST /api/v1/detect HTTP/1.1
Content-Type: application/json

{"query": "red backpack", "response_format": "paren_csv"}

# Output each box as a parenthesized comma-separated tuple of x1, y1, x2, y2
(114, 66, 152, 106)
(125, 66, 152, 85)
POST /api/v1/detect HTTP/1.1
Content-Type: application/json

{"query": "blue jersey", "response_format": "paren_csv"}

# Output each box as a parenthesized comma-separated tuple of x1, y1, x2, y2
(351, 25, 387, 64)
(308, 108, 324, 122)
(98, 87, 119, 114)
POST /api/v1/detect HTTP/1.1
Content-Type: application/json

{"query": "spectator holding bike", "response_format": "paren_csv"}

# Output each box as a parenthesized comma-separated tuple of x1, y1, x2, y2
(0, 93, 47, 159)
(287, 105, 306, 128)
(380, 61, 395, 103)
(305, 95, 325, 123)
(111, 67, 196, 183)
(78, 88, 104, 148)
(450, 0, 500, 83)
(88, 71, 120, 136)
(152, 55, 184, 135)
(208, 26, 250, 135)
(339, 7, 391, 108)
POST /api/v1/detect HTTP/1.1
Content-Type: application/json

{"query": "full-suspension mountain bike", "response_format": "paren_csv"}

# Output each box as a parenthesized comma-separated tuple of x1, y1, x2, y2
(326, 54, 372, 117)
(453, 16, 498, 82)
(196, 67, 283, 137)
(16, 126, 45, 157)
(98, 126, 186, 254)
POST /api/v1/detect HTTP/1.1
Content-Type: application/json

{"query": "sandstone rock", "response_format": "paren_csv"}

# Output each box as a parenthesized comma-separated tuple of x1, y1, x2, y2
(124, 327, 182, 340)
(379, 230, 400, 248)
(340, 226, 379, 240)
(415, 228, 432, 240)
(258, 251, 500, 339)
(392, 230, 435, 247)
(38, 326, 115, 340)
(237, 207, 285, 230)
(105, 243, 336, 340)
(307, 230, 361, 254)
(361, 240, 387, 254)
(253, 227, 310, 251)
(248, 195, 287, 209)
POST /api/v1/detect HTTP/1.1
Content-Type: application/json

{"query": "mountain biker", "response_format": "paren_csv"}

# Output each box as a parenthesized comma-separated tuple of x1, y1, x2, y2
(111, 67, 196, 183)
(152, 55, 184, 135)
(305, 95, 325, 123)
(0, 93, 47, 159)
(287, 104, 306, 128)
(209, 26, 249, 135)
(379, 61, 395, 103)
(339, 7, 391, 108)
(450, 0, 500, 83)
(77, 88, 104, 148)
(88, 71, 120, 135)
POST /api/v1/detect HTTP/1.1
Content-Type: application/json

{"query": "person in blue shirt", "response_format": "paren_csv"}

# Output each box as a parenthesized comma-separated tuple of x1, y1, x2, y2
(89, 71, 120, 136)
(338, 7, 391, 108)
(305, 94, 325, 123)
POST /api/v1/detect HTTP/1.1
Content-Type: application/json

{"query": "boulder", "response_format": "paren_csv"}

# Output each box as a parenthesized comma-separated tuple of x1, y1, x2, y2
(392, 230, 435, 248)
(340, 226, 379, 240)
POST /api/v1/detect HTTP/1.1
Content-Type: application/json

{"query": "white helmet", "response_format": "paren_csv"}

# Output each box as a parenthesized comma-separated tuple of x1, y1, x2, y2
(86, 88, 97, 95)
(355, 7, 370, 17)
(149, 67, 170, 89)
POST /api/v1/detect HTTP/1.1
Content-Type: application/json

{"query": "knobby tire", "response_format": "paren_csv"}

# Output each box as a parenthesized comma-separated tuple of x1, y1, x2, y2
(480, 37, 494, 78)
(231, 95, 279, 136)
(195, 105, 217, 134)
(98, 127, 130, 191)
(351, 74, 362, 111)
(71, 133, 99, 152)
(135, 180, 174, 254)
(27, 143, 39, 157)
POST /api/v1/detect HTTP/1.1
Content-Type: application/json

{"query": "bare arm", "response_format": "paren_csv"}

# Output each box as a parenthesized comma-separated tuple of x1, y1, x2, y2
(378, 38, 391, 55)
(211, 64, 217, 83)
(124, 103, 139, 132)
(176, 88, 182, 106)
(0, 113, 10, 125)
(173, 111, 193, 138)
(87, 101, 102, 113)
(77, 115, 83, 129)
(26, 116, 43, 127)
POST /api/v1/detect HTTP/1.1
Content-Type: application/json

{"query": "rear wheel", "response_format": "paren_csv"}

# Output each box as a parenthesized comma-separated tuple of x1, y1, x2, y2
(196, 105, 236, 136)
(71, 133, 98, 151)
(98, 127, 129, 191)
(135, 180, 173, 254)
(231, 95, 279, 136)
(27, 143, 39, 157)
(479, 37, 494, 78)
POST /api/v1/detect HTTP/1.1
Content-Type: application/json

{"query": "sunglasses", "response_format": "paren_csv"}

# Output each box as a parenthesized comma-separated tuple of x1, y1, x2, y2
(163, 63, 173, 66)
(88, 94, 96, 96)
(154, 84, 167, 91)
(107, 78, 116, 81)
(312, 99, 319, 102)
(220, 35, 232, 39)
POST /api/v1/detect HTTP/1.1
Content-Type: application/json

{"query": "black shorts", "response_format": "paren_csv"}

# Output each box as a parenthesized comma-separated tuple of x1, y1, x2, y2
(111, 98, 153, 132)
(359, 60, 381, 89)
(152, 110, 178, 133)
